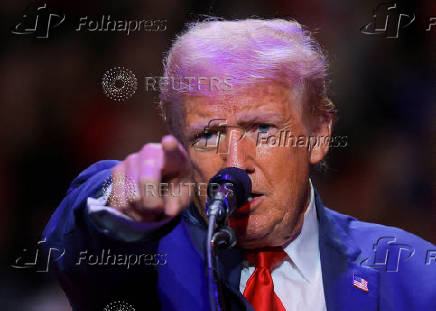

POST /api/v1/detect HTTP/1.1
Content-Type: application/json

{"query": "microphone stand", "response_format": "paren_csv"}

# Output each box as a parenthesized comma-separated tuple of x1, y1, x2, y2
(206, 193, 238, 311)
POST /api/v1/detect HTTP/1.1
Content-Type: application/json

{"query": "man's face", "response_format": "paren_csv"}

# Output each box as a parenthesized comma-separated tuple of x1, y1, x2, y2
(181, 82, 327, 249)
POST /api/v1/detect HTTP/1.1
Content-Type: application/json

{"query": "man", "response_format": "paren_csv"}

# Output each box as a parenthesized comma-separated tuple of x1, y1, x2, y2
(42, 19, 436, 311)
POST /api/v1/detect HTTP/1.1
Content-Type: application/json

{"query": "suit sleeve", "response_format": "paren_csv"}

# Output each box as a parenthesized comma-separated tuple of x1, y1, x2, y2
(87, 183, 175, 242)
(41, 160, 177, 311)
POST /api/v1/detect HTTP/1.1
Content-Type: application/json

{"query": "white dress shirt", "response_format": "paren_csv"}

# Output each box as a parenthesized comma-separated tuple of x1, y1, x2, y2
(239, 183, 327, 310)
(88, 181, 327, 310)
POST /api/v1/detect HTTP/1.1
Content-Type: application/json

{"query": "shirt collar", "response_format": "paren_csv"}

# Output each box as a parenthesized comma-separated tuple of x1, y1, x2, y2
(281, 179, 320, 282)
(240, 180, 320, 282)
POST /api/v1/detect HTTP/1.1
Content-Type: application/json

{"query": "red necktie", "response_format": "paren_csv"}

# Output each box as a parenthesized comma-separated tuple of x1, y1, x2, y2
(243, 248, 287, 311)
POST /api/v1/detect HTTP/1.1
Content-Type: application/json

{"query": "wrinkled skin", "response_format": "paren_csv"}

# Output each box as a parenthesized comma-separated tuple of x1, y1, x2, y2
(109, 82, 332, 249)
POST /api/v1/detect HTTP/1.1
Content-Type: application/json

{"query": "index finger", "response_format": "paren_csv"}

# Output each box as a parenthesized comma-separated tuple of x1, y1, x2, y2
(161, 135, 191, 179)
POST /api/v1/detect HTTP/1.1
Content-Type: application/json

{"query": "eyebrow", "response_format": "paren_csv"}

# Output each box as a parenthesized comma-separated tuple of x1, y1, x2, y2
(189, 119, 228, 131)
(185, 111, 284, 139)
(236, 111, 283, 125)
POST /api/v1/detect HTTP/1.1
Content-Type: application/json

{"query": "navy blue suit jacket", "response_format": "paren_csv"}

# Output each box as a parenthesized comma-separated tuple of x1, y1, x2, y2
(42, 160, 436, 310)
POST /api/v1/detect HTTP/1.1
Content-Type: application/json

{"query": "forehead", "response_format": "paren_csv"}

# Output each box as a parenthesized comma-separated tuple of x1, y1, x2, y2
(182, 82, 305, 125)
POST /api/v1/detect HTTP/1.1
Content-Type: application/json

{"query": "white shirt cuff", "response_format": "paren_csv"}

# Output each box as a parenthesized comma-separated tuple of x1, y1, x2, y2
(87, 184, 171, 242)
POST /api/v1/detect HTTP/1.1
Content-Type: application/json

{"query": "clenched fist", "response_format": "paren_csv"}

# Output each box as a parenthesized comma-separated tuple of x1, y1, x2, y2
(108, 135, 193, 223)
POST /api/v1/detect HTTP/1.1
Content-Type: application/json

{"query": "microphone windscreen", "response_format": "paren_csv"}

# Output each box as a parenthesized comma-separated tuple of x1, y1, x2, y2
(208, 167, 252, 206)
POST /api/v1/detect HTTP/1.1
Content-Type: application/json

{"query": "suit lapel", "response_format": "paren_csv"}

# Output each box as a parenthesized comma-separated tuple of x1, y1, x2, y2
(316, 190, 379, 311)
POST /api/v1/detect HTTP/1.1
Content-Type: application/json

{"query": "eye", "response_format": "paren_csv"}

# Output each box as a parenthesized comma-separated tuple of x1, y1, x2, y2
(201, 132, 214, 140)
(243, 123, 277, 141)
(251, 123, 276, 135)
(257, 124, 272, 133)
(191, 130, 222, 151)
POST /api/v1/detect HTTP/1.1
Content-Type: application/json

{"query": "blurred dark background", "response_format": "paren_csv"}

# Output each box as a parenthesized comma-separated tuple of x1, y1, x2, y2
(1, 0, 434, 309)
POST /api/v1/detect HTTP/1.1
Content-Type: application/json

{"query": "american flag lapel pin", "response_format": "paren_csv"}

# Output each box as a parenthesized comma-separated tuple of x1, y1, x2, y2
(353, 274, 369, 293)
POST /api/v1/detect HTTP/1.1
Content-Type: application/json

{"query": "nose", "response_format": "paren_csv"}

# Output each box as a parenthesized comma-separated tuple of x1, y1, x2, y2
(221, 127, 255, 173)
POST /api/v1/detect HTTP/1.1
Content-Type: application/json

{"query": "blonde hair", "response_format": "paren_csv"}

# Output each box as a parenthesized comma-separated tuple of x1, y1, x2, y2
(160, 18, 336, 138)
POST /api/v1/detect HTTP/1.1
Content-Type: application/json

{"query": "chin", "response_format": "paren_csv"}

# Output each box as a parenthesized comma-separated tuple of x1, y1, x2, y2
(237, 235, 281, 249)
(230, 216, 277, 248)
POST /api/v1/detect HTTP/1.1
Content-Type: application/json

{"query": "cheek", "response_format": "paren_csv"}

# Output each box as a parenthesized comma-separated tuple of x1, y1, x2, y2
(255, 143, 309, 182)
(255, 145, 309, 215)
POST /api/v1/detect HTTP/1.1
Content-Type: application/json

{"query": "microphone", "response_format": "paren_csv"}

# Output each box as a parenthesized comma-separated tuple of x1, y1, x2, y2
(206, 167, 252, 223)
(205, 168, 252, 311)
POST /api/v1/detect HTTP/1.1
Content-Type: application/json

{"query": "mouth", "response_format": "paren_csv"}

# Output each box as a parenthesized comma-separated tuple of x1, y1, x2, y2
(233, 192, 264, 216)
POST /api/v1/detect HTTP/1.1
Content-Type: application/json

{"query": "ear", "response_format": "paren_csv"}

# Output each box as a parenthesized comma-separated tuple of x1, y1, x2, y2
(308, 115, 333, 165)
